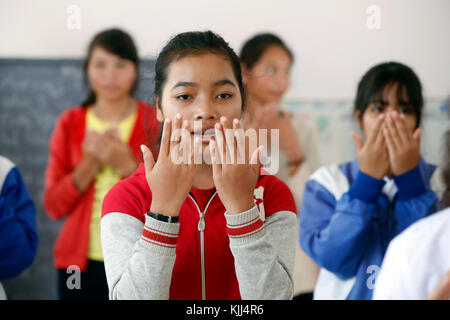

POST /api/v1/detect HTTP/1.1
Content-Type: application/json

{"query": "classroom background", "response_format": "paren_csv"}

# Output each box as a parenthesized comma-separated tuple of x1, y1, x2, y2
(0, 0, 449, 299)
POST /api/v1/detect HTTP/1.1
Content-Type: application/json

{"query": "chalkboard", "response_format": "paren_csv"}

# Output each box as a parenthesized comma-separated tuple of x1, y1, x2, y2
(0, 59, 155, 299)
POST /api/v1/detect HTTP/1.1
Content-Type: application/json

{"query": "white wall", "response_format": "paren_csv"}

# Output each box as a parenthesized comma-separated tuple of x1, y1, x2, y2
(0, 0, 449, 100)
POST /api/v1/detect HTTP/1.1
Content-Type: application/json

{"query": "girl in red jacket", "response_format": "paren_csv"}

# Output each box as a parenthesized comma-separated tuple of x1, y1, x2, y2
(43, 28, 159, 299)
(101, 30, 298, 300)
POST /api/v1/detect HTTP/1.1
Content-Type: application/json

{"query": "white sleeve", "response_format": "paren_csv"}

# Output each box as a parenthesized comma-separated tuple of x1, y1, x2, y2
(101, 212, 179, 300)
(225, 206, 297, 300)
(373, 225, 432, 300)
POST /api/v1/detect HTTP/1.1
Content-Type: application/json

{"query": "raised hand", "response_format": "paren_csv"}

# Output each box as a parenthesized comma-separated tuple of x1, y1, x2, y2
(83, 130, 104, 164)
(84, 128, 137, 177)
(141, 114, 198, 217)
(351, 114, 390, 179)
(277, 111, 304, 176)
(383, 111, 421, 176)
(209, 116, 263, 215)
(72, 130, 103, 192)
(244, 105, 304, 176)
(102, 129, 138, 177)
(243, 103, 278, 131)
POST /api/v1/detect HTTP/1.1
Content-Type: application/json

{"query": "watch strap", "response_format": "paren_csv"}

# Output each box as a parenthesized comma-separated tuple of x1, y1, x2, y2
(146, 211, 179, 223)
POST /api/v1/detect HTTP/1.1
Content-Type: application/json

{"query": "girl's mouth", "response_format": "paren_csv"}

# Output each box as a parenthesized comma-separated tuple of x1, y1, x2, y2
(192, 128, 216, 144)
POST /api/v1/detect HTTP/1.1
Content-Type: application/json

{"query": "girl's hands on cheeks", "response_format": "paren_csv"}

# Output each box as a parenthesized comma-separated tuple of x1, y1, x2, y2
(383, 111, 421, 176)
(141, 114, 197, 217)
(351, 114, 390, 180)
(209, 117, 263, 215)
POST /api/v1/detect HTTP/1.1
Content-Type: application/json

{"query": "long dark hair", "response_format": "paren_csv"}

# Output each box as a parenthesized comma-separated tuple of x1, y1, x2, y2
(240, 33, 294, 69)
(81, 28, 139, 107)
(354, 62, 424, 128)
(154, 30, 245, 109)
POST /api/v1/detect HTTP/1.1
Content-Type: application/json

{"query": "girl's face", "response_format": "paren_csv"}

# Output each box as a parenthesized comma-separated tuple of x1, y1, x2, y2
(156, 52, 242, 149)
(357, 82, 418, 138)
(243, 45, 291, 105)
(87, 46, 137, 102)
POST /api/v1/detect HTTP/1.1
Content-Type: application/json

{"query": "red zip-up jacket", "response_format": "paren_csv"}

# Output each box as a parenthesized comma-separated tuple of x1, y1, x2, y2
(43, 101, 160, 271)
(101, 163, 298, 300)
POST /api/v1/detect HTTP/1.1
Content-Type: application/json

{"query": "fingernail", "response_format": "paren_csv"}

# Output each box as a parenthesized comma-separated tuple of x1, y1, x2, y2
(165, 118, 170, 124)
(233, 118, 239, 125)
(176, 113, 182, 119)
(140, 144, 147, 154)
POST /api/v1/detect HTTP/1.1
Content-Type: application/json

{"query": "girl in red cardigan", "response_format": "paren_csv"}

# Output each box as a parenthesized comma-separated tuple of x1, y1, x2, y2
(43, 28, 159, 300)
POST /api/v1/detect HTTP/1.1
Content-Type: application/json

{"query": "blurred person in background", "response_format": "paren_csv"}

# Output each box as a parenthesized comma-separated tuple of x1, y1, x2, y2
(0, 155, 38, 300)
(299, 62, 440, 300)
(240, 33, 322, 300)
(43, 28, 160, 300)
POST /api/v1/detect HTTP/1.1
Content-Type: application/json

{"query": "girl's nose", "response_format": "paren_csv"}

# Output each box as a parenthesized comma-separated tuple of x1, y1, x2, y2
(194, 101, 217, 121)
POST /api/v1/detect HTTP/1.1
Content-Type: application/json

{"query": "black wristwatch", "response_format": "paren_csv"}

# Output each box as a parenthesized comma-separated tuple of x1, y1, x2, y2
(146, 211, 179, 223)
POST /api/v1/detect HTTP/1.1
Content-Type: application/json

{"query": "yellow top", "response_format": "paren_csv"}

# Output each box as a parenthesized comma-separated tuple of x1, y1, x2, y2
(86, 107, 137, 261)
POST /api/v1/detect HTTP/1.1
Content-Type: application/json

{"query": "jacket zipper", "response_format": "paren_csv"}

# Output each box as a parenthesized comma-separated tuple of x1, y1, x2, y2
(188, 191, 217, 300)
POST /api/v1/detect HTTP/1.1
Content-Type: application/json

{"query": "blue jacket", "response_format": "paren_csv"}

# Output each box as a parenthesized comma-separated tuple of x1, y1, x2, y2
(0, 156, 38, 281)
(299, 158, 438, 300)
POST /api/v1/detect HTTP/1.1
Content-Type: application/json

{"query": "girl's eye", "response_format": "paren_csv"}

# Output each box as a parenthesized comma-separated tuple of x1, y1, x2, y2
(95, 61, 105, 68)
(399, 107, 413, 114)
(117, 61, 126, 68)
(266, 67, 276, 76)
(217, 93, 232, 99)
(371, 105, 384, 113)
(176, 94, 191, 101)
